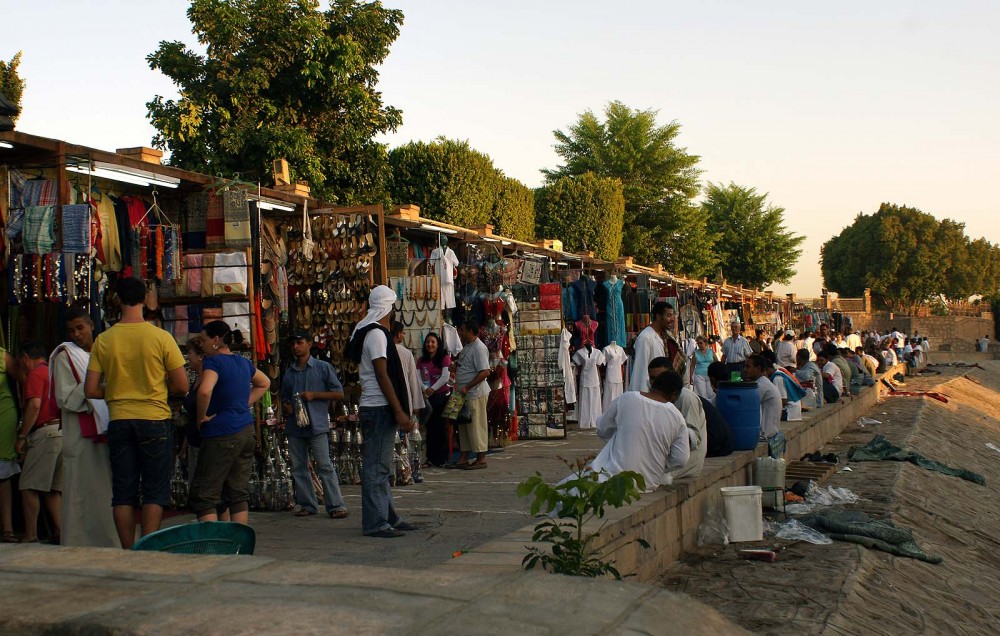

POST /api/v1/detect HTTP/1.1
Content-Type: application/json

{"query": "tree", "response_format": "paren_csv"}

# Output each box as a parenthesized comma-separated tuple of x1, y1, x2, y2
(543, 101, 713, 275)
(0, 51, 25, 123)
(535, 173, 625, 261)
(821, 203, 997, 312)
(146, 0, 403, 204)
(388, 137, 535, 241)
(701, 183, 804, 289)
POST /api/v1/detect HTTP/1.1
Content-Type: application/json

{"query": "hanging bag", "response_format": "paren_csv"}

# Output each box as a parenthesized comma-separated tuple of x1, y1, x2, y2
(301, 200, 315, 261)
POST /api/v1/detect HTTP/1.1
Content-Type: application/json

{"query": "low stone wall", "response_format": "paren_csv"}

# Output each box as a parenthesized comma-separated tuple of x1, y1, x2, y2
(925, 351, 1000, 363)
(444, 363, 910, 582)
(851, 315, 995, 352)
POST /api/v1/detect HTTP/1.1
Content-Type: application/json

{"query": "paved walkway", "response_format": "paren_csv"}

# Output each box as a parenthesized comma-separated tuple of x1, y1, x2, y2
(0, 543, 746, 635)
(165, 430, 607, 567)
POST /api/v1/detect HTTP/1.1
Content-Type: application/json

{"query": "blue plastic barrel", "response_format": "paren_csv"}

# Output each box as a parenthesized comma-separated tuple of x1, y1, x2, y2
(716, 381, 761, 451)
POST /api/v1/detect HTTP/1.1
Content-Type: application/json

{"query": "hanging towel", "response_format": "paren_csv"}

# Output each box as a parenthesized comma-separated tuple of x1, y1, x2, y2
(205, 191, 225, 250)
(19, 179, 58, 208)
(61, 204, 91, 254)
(213, 252, 248, 296)
(223, 190, 251, 248)
(223, 301, 251, 339)
(22, 206, 57, 255)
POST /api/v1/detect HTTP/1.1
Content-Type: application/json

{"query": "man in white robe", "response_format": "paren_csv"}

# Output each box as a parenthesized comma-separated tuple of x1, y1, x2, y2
(51, 308, 118, 548)
(649, 359, 706, 482)
(629, 302, 673, 392)
(590, 371, 689, 492)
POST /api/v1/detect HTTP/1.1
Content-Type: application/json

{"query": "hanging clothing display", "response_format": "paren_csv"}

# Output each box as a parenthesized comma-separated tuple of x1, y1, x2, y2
(559, 327, 577, 405)
(576, 317, 598, 347)
(602, 343, 627, 412)
(429, 245, 459, 309)
(604, 277, 626, 347)
(572, 346, 604, 429)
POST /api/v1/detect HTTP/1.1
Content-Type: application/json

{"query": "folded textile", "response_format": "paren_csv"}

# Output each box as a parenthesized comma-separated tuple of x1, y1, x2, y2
(801, 510, 942, 564)
(184, 254, 203, 295)
(223, 301, 251, 338)
(205, 191, 224, 250)
(213, 251, 248, 296)
(61, 204, 91, 254)
(22, 206, 57, 255)
(201, 253, 215, 298)
(848, 434, 986, 485)
(175, 305, 189, 340)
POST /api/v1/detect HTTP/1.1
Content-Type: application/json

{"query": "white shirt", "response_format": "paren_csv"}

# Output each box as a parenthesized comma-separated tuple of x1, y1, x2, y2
(442, 322, 463, 356)
(591, 392, 689, 492)
(396, 343, 427, 415)
(978, 337, 990, 352)
(882, 349, 898, 366)
(572, 347, 605, 388)
(674, 387, 706, 452)
(756, 375, 782, 438)
(775, 340, 797, 368)
(455, 338, 491, 399)
(629, 326, 665, 392)
(429, 246, 459, 285)
(359, 329, 389, 408)
(804, 337, 817, 361)
(603, 344, 627, 385)
(822, 361, 844, 395)
(846, 333, 862, 350)
(920, 341, 930, 353)
(721, 336, 752, 364)
(770, 371, 802, 422)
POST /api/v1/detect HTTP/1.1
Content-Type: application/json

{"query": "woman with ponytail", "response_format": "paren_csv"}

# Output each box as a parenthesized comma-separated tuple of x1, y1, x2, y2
(189, 321, 270, 524)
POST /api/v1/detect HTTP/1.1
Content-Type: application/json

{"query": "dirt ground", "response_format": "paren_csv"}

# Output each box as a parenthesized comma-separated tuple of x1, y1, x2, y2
(661, 362, 1000, 635)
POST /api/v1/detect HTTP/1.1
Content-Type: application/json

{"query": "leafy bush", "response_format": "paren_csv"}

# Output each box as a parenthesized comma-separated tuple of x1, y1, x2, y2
(516, 457, 647, 579)
(535, 173, 625, 261)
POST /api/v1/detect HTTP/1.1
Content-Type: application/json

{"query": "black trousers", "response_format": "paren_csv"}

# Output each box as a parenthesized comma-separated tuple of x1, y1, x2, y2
(424, 391, 451, 466)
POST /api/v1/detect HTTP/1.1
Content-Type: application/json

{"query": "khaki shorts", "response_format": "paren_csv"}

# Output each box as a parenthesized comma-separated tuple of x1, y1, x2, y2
(188, 426, 256, 514)
(458, 395, 489, 454)
(19, 426, 63, 492)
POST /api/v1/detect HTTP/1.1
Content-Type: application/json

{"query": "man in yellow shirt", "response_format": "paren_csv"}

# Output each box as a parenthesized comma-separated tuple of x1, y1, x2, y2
(85, 277, 188, 548)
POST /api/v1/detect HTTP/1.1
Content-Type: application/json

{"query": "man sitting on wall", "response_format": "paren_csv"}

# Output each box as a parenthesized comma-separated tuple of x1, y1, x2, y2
(648, 359, 706, 481)
(588, 371, 690, 492)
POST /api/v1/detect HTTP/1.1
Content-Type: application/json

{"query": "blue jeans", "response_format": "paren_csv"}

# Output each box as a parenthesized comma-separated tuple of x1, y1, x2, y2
(360, 405, 401, 534)
(287, 432, 346, 514)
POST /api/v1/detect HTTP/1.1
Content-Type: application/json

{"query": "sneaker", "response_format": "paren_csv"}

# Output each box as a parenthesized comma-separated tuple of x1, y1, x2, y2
(394, 522, 419, 532)
(367, 528, 406, 538)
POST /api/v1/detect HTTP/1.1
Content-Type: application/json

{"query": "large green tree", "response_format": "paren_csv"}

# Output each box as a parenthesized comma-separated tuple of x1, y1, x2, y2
(146, 0, 403, 203)
(0, 51, 25, 123)
(388, 137, 535, 242)
(701, 183, 804, 289)
(543, 101, 713, 275)
(535, 173, 625, 261)
(821, 203, 996, 311)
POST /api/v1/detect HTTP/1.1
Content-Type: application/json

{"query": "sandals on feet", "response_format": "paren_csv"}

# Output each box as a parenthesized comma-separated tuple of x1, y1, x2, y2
(329, 509, 349, 519)
(1, 532, 18, 543)
(295, 509, 316, 517)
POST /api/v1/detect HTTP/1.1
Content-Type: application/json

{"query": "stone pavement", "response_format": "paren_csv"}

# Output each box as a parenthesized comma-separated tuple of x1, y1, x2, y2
(165, 429, 607, 567)
(0, 543, 747, 635)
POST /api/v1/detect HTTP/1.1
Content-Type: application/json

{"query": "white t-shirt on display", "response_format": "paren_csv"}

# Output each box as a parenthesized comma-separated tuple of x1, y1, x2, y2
(430, 247, 459, 285)
(359, 329, 390, 408)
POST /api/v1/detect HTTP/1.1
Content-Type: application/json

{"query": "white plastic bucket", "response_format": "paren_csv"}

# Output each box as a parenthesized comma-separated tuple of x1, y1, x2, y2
(721, 486, 763, 542)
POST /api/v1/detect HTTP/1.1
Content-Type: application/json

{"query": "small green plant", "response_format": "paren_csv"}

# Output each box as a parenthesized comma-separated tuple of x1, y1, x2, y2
(516, 456, 648, 580)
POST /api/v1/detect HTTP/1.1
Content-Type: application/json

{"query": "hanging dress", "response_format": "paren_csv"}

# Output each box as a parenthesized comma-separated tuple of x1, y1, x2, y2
(559, 328, 577, 406)
(604, 278, 626, 347)
(602, 343, 627, 411)
(572, 346, 605, 429)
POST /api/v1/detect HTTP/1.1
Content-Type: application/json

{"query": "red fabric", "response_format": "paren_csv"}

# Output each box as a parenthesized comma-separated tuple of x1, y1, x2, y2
(540, 283, 560, 297)
(90, 200, 106, 265)
(540, 295, 559, 310)
(25, 363, 60, 425)
(55, 349, 105, 442)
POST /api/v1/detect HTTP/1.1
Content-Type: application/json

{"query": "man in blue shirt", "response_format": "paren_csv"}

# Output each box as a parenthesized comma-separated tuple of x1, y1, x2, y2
(280, 330, 348, 519)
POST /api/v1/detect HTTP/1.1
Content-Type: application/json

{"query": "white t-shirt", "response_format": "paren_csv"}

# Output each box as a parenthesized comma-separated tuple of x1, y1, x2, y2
(591, 392, 689, 492)
(430, 247, 459, 285)
(775, 340, 797, 368)
(804, 337, 817, 361)
(822, 361, 844, 395)
(756, 375, 782, 438)
(359, 328, 390, 408)
(603, 344, 627, 384)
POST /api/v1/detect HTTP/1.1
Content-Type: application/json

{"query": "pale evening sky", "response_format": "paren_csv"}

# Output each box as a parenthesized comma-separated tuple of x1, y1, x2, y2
(5, 0, 999, 296)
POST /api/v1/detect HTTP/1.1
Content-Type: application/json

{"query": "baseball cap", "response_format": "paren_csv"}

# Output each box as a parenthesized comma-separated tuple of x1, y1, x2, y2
(288, 329, 311, 342)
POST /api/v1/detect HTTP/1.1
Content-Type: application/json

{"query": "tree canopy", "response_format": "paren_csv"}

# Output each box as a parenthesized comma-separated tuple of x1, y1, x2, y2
(387, 137, 535, 242)
(701, 183, 803, 289)
(543, 101, 713, 275)
(535, 173, 625, 262)
(146, 0, 403, 203)
(0, 51, 25, 124)
(821, 202, 1000, 311)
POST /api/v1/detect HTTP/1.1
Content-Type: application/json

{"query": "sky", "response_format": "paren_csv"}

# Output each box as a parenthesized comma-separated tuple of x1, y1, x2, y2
(6, 0, 999, 296)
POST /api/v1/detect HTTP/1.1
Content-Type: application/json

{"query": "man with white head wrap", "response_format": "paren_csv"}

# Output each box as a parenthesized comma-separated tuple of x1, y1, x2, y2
(347, 285, 416, 538)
